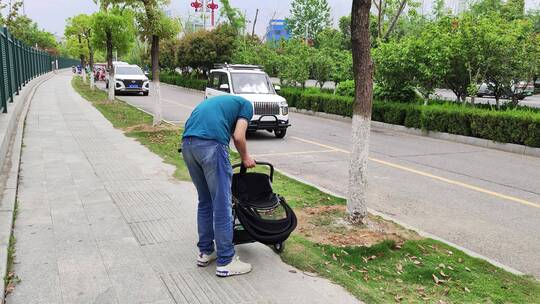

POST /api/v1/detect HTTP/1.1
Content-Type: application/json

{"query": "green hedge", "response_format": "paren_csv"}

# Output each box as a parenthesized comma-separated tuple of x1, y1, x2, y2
(160, 72, 207, 91)
(279, 88, 540, 148)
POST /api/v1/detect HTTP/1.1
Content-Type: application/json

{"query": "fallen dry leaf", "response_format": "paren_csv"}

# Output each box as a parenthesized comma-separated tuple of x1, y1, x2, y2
(447, 266, 454, 270)
(394, 294, 403, 302)
(433, 274, 440, 284)
(396, 263, 403, 273)
(438, 263, 446, 269)
(443, 287, 450, 296)
(440, 270, 449, 278)
(465, 267, 471, 272)
(332, 253, 337, 261)
(464, 287, 471, 293)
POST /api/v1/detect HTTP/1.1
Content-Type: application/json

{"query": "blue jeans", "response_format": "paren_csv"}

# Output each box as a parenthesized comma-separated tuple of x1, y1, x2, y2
(182, 137, 234, 266)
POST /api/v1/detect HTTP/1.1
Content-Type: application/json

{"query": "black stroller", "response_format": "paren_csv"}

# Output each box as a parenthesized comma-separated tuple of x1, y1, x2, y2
(231, 162, 297, 253)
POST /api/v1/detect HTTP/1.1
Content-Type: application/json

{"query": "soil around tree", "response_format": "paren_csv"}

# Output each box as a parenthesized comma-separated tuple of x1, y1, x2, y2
(296, 205, 421, 247)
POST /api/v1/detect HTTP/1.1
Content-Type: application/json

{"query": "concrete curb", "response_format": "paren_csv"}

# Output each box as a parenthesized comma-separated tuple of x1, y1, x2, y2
(289, 107, 540, 158)
(273, 168, 525, 277)
(0, 73, 53, 303)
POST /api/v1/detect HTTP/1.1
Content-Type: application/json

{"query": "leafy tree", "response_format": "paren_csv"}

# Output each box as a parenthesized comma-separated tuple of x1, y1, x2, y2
(480, 13, 531, 105)
(125, 38, 149, 67)
(372, 0, 419, 41)
(338, 15, 352, 49)
(329, 50, 353, 85)
(502, 0, 524, 20)
(92, 0, 136, 100)
(133, 0, 180, 78)
(314, 28, 343, 50)
(232, 36, 280, 76)
(177, 25, 236, 75)
(159, 38, 180, 70)
(309, 48, 333, 88)
(92, 9, 135, 66)
(220, 0, 246, 34)
(469, 0, 503, 16)
(133, 0, 180, 125)
(526, 10, 540, 34)
(372, 39, 420, 101)
(432, 0, 448, 19)
(286, 0, 332, 41)
(277, 40, 311, 87)
(65, 14, 96, 86)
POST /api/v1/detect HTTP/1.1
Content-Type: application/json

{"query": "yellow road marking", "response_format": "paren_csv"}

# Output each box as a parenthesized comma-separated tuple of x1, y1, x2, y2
(291, 136, 540, 209)
(291, 136, 350, 153)
(252, 149, 338, 158)
(162, 98, 195, 110)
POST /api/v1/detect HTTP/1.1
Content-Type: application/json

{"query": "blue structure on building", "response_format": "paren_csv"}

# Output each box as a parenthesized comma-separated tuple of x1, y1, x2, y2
(265, 19, 290, 44)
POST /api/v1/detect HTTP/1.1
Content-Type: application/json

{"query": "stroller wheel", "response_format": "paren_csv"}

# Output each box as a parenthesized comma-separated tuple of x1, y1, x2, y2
(272, 243, 284, 254)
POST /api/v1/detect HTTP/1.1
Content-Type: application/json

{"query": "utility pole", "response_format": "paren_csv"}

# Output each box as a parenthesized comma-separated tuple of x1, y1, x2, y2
(252, 9, 259, 37)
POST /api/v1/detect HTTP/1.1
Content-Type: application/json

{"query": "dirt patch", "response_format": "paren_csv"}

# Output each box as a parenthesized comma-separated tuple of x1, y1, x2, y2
(123, 123, 177, 133)
(296, 205, 421, 247)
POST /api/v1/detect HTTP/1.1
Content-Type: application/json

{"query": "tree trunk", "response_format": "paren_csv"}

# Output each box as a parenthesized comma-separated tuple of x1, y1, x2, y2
(106, 30, 114, 101)
(87, 34, 95, 90)
(151, 35, 162, 126)
(78, 35, 87, 83)
(348, 0, 373, 225)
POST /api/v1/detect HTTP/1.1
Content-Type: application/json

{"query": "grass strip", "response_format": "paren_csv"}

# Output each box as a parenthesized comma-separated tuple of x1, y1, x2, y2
(72, 76, 540, 303)
(4, 201, 20, 296)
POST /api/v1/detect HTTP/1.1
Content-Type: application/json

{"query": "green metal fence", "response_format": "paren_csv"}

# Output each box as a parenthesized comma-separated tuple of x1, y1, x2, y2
(0, 26, 78, 114)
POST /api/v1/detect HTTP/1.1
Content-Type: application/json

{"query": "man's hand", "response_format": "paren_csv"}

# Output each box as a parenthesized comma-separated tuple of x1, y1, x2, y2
(233, 119, 256, 168)
(242, 155, 256, 168)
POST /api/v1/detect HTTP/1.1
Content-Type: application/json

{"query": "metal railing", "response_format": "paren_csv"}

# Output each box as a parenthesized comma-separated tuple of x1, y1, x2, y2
(0, 26, 78, 114)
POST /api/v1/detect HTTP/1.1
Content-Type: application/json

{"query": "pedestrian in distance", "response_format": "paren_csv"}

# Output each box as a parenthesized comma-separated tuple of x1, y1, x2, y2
(181, 94, 256, 277)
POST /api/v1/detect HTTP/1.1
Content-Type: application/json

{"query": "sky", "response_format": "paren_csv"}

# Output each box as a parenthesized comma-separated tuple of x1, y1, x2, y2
(9, 0, 540, 37)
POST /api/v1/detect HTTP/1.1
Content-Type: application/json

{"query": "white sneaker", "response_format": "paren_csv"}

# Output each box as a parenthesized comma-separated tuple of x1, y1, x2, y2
(197, 251, 217, 267)
(216, 256, 252, 277)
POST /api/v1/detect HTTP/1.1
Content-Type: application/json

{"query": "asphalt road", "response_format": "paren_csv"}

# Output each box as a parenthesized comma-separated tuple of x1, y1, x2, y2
(434, 89, 540, 108)
(101, 82, 540, 279)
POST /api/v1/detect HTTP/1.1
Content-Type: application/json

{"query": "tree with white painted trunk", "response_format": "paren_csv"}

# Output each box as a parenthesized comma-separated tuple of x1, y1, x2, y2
(65, 14, 96, 89)
(347, 0, 374, 224)
(133, 0, 179, 125)
(92, 0, 136, 101)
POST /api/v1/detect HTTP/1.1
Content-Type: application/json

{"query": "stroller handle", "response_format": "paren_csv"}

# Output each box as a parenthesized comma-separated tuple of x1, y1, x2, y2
(232, 161, 274, 182)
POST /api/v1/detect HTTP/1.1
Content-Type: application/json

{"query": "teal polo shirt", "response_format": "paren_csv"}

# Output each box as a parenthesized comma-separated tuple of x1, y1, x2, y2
(183, 95, 254, 145)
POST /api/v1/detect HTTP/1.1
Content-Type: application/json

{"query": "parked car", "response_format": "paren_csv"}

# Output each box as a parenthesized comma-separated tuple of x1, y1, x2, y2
(477, 82, 527, 100)
(106, 64, 150, 96)
(205, 64, 290, 138)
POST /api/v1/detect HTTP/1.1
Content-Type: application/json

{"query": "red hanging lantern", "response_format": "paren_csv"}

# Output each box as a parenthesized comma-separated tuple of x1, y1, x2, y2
(207, 0, 219, 27)
(191, 0, 202, 12)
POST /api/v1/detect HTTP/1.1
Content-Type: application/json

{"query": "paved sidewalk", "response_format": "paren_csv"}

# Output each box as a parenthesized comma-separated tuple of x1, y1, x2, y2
(6, 72, 359, 304)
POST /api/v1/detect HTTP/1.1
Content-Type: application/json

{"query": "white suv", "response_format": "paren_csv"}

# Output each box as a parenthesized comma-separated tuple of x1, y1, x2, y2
(106, 64, 150, 96)
(205, 64, 290, 138)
